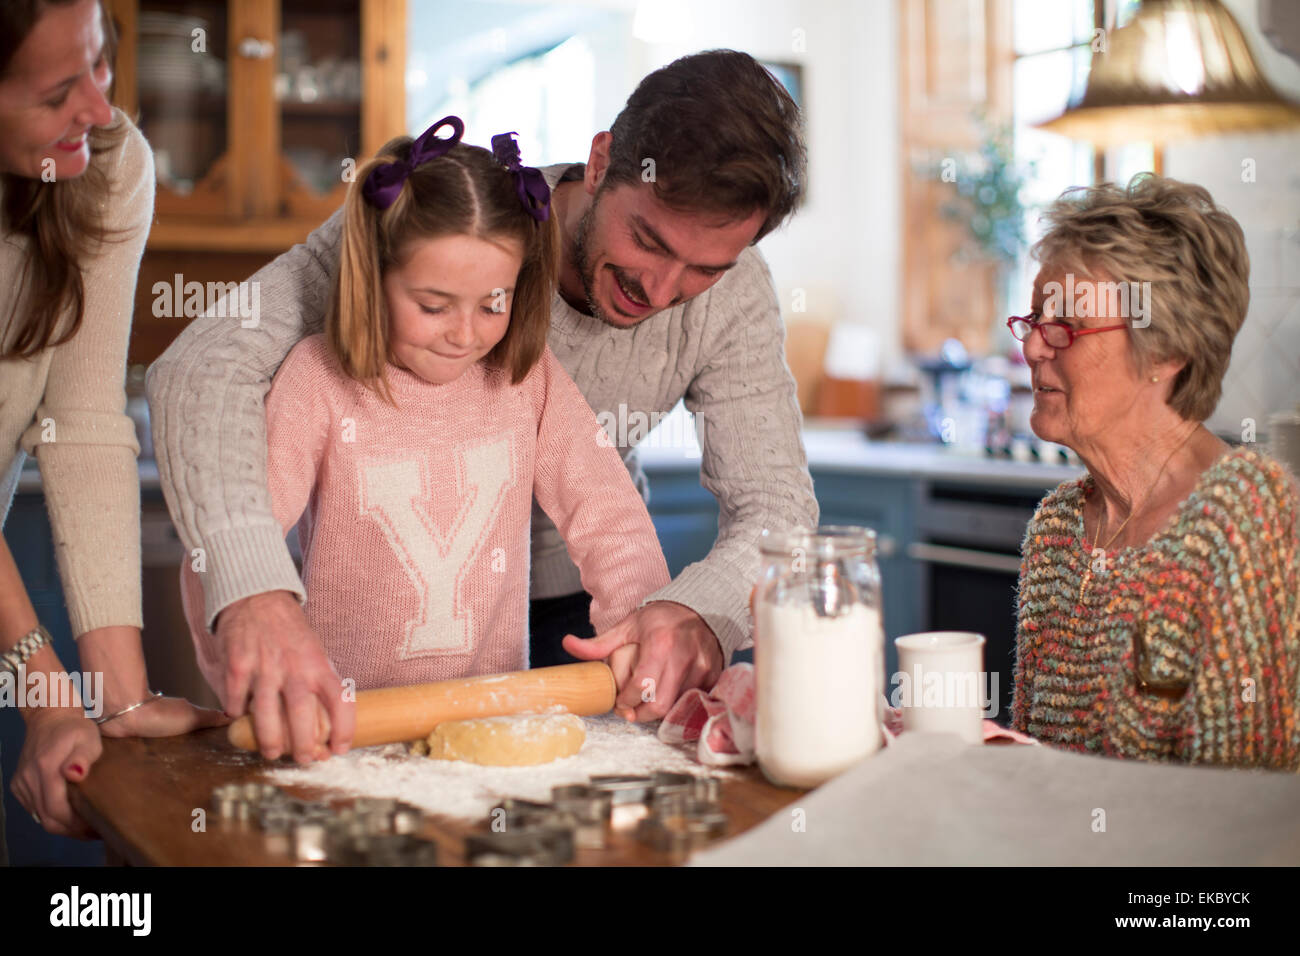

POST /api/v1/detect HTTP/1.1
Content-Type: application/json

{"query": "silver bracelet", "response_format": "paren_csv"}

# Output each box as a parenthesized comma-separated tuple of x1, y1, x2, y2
(95, 690, 164, 726)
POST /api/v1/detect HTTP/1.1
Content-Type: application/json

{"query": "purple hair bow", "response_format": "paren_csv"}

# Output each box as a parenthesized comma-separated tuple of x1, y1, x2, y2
(491, 131, 551, 222)
(362, 115, 465, 209)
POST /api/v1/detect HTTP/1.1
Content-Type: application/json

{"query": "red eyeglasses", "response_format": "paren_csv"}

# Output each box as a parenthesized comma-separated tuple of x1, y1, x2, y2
(1007, 314, 1129, 349)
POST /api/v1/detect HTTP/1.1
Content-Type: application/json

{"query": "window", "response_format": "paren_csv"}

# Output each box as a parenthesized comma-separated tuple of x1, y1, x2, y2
(1011, 0, 1153, 295)
(405, 0, 625, 166)
(411, 37, 596, 167)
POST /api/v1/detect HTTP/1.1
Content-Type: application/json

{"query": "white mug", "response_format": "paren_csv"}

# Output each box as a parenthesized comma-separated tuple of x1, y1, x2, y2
(894, 632, 987, 744)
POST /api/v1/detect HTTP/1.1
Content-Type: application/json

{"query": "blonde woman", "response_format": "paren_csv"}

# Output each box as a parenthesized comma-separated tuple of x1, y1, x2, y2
(0, 0, 223, 858)
(1011, 174, 1298, 770)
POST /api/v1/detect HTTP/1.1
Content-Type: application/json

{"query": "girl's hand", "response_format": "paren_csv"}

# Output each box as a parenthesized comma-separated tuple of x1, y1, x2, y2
(10, 706, 101, 840)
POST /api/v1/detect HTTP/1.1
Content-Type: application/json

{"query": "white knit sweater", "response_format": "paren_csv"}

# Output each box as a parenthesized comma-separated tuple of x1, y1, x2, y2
(0, 109, 153, 635)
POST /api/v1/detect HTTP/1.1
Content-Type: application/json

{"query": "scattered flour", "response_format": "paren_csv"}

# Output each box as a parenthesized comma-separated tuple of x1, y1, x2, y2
(264, 715, 731, 821)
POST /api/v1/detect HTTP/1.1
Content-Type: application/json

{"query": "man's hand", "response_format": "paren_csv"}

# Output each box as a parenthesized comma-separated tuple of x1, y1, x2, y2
(215, 591, 354, 763)
(561, 601, 724, 721)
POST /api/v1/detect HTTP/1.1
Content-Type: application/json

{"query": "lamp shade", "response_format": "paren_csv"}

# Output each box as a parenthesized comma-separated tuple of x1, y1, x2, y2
(1037, 0, 1300, 145)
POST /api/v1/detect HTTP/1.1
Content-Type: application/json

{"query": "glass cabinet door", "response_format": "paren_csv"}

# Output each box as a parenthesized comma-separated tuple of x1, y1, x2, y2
(129, 2, 231, 217)
(277, 0, 362, 220)
(104, 0, 404, 233)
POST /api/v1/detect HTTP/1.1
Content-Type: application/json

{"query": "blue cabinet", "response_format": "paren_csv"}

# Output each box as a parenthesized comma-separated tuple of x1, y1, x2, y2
(641, 465, 720, 578)
(809, 469, 921, 679)
(642, 463, 921, 677)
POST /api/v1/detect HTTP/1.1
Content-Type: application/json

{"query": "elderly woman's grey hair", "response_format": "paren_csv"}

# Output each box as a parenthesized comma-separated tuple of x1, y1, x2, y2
(1032, 173, 1250, 422)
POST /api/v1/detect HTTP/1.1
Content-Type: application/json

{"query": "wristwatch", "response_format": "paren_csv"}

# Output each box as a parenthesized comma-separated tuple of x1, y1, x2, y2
(1, 624, 52, 677)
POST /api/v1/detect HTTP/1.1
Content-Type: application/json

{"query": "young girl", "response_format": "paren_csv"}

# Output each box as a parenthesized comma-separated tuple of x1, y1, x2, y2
(180, 117, 669, 693)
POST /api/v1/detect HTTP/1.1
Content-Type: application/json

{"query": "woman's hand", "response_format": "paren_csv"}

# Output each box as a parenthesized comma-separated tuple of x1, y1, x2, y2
(11, 705, 102, 840)
(10, 629, 229, 840)
(97, 693, 229, 738)
(76, 625, 229, 739)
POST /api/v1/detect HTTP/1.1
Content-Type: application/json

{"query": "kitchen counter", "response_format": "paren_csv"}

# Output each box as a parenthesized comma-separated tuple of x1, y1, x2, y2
(71, 728, 806, 866)
(637, 425, 1085, 489)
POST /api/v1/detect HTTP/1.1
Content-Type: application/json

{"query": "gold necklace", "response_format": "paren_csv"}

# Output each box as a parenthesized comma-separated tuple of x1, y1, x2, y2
(1077, 424, 1198, 603)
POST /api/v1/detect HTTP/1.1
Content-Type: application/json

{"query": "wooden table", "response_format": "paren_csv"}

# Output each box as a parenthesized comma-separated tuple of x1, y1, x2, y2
(69, 728, 807, 866)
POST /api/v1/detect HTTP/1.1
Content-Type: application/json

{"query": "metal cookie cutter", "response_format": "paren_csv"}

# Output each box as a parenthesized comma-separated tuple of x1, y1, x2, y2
(681, 801, 728, 841)
(489, 797, 553, 830)
(392, 802, 425, 836)
(210, 784, 245, 821)
(650, 772, 694, 796)
(485, 788, 613, 853)
(377, 834, 439, 867)
(635, 816, 694, 861)
(588, 774, 655, 805)
(689, 775, 722, 803)
(291, 819, 330, 862)
(335, 832, 439, 867)
(241, 782, 284, 805)
(349, 799, 398, 835)
(465, 826, 575, 867)
(650, 789, 690, 818)
(256, 804, 296, 855)
(636, 785, 729, 859)
(211, 781, 287, 823)
(282, 798, 334, 824)
(550, 785, 613, 850)
(486, 801, 587, 853)
(653, 774, 723, 814)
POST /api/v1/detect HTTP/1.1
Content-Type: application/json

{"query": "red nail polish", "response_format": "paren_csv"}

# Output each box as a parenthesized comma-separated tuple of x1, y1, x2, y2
(69, 763, 84, 776)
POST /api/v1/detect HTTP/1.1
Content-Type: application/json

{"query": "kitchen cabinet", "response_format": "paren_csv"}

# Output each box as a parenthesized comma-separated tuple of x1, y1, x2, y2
(101, 0, 407, 364)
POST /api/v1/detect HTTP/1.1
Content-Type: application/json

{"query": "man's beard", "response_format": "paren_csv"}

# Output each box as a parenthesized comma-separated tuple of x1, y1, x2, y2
(571, 193, 652, 329)
(571, 201, 617, 327)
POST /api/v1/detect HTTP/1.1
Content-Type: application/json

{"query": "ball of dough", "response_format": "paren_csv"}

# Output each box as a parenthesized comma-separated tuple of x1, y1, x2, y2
(424, 713, 586, 766)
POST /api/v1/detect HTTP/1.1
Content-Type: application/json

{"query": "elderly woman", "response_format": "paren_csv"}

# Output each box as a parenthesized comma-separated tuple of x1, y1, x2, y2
(1, 0, 222, 861)
(1010, 174, 1298, 771)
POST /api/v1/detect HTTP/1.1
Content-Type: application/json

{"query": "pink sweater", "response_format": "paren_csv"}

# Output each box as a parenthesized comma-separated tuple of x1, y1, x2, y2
(182, 334, 669, 697)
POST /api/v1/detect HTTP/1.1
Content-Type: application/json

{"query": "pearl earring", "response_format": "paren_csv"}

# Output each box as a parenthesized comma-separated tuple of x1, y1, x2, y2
(1151, 376, 1160, 383)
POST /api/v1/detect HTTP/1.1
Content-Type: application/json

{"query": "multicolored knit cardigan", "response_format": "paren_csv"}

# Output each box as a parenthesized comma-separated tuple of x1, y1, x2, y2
(1013, 447, 1299, 770)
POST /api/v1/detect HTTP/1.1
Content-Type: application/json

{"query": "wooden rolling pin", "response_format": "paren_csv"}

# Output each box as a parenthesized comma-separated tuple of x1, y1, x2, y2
(227, 661, 617, 752)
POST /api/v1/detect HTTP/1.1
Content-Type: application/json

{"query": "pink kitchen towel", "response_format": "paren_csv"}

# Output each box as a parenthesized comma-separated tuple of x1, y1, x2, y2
(660, 663, 1037, 766)
(658, 663, 757, 766)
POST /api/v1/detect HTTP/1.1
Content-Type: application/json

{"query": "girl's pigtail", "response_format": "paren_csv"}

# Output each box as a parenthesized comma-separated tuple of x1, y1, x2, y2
(496, 211, 560, 384)
(327, 151, 404, 405)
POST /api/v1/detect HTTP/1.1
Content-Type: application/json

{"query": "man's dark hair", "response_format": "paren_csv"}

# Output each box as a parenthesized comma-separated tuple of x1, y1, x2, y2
(605, 49, 806, 243)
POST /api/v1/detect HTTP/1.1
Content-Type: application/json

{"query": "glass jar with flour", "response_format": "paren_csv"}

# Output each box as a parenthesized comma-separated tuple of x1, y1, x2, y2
(754, 526, 885, 787)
